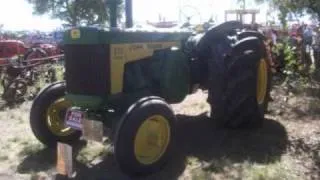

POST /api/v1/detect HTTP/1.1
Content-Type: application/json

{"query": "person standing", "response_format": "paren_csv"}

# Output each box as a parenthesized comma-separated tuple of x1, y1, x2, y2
(271, 29, 277, 45)
(301, 25, 313, 72)
(312, 27, 320, 69)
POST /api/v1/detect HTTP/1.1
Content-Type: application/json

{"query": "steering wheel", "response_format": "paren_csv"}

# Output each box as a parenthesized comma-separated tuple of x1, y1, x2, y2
(180, 5, 202, 28)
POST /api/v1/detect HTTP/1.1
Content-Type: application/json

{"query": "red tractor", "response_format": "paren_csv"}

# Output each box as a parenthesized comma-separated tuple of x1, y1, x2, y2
(0, 40, 63, 104)
(0, 40, 27, 65)
(0, 39, 63, 66)
(24, 43, 63, 65)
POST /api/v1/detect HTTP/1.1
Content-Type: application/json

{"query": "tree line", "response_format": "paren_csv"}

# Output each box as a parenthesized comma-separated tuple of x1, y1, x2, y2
(27, 0, 320, 27)
(27, 0, 123, 27)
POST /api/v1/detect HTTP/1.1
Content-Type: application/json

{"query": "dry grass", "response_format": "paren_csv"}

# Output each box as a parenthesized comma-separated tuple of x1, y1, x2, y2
(0, 102, 47, 180)
(189, 161, 297, 180)
(0, 76, 320, 179)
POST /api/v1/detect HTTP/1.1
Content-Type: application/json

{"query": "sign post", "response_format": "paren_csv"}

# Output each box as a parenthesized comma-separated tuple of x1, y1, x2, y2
(54, 108, 104, 179)
(56, 142, 74, 179)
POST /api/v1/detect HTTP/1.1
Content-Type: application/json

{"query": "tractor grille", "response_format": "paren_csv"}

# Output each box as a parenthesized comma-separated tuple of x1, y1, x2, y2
(64, 44, 110, 96)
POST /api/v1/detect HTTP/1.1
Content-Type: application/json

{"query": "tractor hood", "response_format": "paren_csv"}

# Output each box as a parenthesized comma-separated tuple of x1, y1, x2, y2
(62, 27, 190, 109)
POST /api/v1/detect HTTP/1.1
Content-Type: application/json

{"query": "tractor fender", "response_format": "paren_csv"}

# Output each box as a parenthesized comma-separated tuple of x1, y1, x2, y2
(198, 21, 243, 48)
(204, 21, 243, 38)
(184, 21, 243, 56)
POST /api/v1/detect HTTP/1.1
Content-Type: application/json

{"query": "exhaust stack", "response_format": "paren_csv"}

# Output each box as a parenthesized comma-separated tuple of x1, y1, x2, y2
(125, 0, 133, 28)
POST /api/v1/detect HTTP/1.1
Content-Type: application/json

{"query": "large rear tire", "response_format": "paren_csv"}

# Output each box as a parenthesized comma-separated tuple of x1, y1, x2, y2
(208, 35, 270, 128)
(30, 82, 81, 147)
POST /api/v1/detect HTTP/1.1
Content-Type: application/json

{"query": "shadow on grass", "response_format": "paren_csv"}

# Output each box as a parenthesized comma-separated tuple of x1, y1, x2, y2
(174, 114, 288, 166)
(271, 73, 287, 86)
(16, 148, 55, 173)
(301, 87, 320, 98)
(289, 138, 320, 178)
(290, 99, 320, 119)
(0, 100, 17, 111)
(0, 99, 30, 111)
(16, 114, 288, 180)
(16, 140, 87, 174)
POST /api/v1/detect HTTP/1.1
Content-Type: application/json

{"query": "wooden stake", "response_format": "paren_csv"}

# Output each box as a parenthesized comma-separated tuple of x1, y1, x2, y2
(56, 142, 73, 178)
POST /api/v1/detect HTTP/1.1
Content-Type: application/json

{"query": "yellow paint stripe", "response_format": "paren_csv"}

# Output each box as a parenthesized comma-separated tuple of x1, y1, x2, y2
(110, 41, 180, 94)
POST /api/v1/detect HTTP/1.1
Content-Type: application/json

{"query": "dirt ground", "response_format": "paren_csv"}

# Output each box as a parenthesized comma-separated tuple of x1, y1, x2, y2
(0, 76, 320, 180)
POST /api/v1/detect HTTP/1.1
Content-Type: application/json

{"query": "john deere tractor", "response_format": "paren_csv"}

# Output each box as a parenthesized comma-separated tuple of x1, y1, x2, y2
(29, 0, 271, 177)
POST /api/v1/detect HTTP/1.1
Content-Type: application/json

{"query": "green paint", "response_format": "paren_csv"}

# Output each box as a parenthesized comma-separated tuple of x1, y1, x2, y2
(63, 26, 193, 123)
(65, 94, 104, 109)
(63, 27, 103, 45)
(122, 48, 190, 104)
(159, 49, 190, 103)
(63, 27, 191, 45)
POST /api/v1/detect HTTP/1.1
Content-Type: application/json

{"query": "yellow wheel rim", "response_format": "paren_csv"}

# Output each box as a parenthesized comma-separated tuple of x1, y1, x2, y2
(257, 58, 268, 105)
(46, 98, 75, 136)
(134, 115, 171, 165)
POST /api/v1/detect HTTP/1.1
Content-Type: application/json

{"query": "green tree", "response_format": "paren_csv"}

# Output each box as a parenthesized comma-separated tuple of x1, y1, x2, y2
(27, 0, 123, 27)
(255, 0, 320, 21)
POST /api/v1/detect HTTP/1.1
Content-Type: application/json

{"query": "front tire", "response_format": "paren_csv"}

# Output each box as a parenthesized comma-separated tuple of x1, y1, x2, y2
(114, 96, 176, 177)
(30, 82, 81, 147)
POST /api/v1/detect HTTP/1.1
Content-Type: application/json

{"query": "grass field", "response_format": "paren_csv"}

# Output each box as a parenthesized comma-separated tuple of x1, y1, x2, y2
(0, 74, 320, 180)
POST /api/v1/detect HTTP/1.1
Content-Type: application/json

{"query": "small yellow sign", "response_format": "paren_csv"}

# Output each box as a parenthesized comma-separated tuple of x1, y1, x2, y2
(70, 29, 81, 39)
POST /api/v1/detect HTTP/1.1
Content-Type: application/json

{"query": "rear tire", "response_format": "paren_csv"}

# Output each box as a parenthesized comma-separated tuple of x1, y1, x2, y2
(208, 36, 270, 128)
(238, 30, 273, 109)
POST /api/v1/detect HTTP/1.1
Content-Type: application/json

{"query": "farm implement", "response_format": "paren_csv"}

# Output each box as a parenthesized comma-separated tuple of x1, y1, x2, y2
(0, 54, 63, 104)
(29, 0, 272, 178)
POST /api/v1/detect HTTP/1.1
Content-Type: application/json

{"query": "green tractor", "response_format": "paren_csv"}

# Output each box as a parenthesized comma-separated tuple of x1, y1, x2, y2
(29, 0, 271, 177)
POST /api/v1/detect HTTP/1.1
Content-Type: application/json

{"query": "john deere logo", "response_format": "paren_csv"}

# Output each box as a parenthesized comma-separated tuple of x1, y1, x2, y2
(70, 29, 81, 39)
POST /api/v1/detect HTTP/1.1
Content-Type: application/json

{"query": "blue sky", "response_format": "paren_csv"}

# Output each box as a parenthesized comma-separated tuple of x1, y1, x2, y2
(0, 0, 297, 31)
